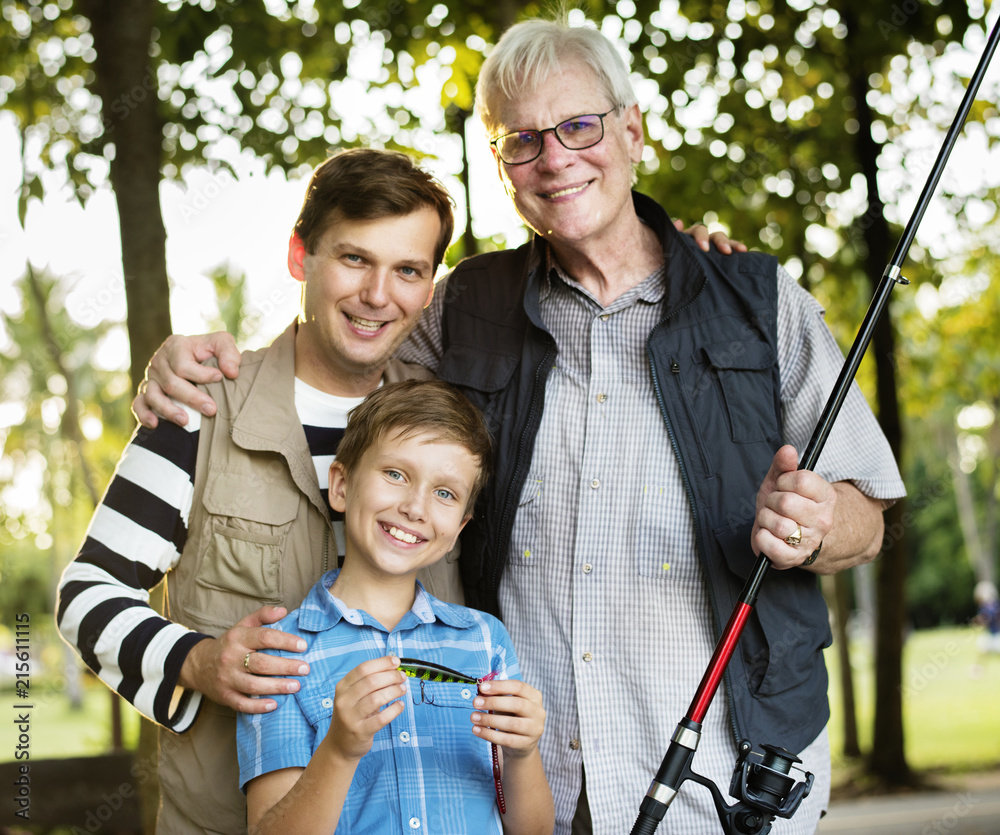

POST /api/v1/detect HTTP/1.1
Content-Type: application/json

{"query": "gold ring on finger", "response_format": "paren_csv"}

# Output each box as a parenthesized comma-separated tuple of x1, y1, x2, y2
(244, 650, 254, 671)
(784, 524, 802, 547)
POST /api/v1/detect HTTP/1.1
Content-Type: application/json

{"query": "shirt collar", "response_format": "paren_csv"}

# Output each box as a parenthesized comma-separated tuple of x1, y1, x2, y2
(295, 569, 476, 633)
(543, 241, 667, 309)
(530, 191, 709, 317)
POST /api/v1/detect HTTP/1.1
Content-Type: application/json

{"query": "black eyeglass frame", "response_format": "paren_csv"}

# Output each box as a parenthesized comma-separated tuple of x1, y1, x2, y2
(489, 107, 621, 165)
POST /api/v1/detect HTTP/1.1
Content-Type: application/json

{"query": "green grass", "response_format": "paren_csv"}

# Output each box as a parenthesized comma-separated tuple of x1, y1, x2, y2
(826, 624, 1000, 777)
(2, 675, 143, 761)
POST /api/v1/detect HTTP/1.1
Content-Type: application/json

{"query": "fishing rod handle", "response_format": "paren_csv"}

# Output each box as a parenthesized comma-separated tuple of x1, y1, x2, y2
(631, 800, 667, 835)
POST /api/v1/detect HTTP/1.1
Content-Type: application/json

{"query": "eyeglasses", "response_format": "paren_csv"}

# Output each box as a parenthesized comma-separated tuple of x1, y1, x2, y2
(490, 108, 619, 165)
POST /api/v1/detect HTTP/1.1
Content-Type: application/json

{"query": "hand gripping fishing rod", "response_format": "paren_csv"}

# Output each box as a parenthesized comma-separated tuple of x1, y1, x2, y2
(632, 17, 1000, 835)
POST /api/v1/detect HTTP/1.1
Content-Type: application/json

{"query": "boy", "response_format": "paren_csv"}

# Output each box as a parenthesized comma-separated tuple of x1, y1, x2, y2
(237, 379, 554, 834)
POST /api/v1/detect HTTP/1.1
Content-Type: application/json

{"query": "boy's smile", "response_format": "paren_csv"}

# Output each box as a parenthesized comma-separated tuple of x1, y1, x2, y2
(328, 429, 479, 593)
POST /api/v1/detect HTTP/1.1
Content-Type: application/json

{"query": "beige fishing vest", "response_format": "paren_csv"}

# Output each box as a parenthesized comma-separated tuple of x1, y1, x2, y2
(154, 322, 460, 834)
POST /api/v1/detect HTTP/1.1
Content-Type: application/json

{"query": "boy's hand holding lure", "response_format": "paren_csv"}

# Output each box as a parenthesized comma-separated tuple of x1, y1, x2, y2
(397, 657, 547, 815)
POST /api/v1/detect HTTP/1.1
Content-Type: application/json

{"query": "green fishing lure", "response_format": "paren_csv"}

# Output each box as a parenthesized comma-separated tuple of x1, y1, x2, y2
(396, 657, 506, 815)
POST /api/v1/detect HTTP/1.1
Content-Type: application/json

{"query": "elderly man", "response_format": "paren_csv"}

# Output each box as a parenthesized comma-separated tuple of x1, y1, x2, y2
(136, 15, 903, 835)
(397, 18, 902, 834)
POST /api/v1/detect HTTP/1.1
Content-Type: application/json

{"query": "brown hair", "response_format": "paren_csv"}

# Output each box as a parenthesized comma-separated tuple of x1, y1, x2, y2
(293, 148, 455, 270)
(335, 380, 493, 512)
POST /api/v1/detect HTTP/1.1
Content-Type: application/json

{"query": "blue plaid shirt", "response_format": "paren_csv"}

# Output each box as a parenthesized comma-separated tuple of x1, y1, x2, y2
(237, 570, 518, 834)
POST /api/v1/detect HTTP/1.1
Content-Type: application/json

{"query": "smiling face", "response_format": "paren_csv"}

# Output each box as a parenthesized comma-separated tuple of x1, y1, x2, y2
(329, 429, 479, 585)
(491, 59, 644, 254)
(289, 207, 440, 397)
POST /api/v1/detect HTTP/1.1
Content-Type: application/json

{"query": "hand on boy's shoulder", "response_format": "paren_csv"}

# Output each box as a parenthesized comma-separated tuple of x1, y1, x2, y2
(180, 605, 308, 714)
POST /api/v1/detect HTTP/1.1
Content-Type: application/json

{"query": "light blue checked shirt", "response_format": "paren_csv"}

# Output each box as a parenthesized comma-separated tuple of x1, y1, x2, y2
(237, 570, 518, 834)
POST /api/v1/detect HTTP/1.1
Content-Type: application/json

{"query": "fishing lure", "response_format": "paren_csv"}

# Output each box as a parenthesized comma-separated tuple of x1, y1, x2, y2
(398, 658, 506, 815)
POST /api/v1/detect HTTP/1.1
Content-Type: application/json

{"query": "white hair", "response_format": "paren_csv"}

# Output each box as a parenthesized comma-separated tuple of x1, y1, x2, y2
(475, 16, 638, 137)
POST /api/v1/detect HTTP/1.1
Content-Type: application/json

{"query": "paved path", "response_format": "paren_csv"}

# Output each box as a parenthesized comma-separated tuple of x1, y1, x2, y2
(819, 773, 1000, 834)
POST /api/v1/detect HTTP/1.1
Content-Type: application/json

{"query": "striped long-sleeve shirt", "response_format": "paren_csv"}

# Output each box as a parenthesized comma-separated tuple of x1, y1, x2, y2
(56, 380, 363, 730)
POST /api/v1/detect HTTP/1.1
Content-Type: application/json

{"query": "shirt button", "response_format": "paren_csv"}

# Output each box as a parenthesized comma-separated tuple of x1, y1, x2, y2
(569, 738, 581, 750)
(321, 698, 333, 709)
(600, 314, 610, 321)
(590, 478, 600, 489)
(596, 392, 607, 403)
(409, 817, 421, 829)
(582, 563, 593, 574)
(398, 731, 410, 743)
(461, 688, 472, 699)
(582, 652, 593, 663)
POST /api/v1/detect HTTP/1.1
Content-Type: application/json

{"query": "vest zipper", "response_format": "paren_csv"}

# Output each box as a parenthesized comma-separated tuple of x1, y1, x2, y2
(321, 525, 330, 574)
(668, 356, 714, 475)
(493, 338, 556, 612)
(648, 302, 744, 749)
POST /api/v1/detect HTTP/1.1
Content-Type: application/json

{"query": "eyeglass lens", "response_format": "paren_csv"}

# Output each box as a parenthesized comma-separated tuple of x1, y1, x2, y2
(495, 113, 607, 164)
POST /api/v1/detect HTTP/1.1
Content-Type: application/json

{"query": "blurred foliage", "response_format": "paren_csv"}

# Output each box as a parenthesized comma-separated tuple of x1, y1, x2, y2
(206, 262, 253, 341)
(0, 268, 135, 624)
(902, 236, 1000, 603)
(1, 0, 997, 626)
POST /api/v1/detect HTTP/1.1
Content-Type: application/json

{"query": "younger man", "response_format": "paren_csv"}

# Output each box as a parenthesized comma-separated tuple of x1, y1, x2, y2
(237, 380, 554, 835)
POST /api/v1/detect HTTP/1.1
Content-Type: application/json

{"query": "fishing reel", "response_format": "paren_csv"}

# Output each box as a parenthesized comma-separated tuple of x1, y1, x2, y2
(717, 740, 814, 835)
(632, 726, 815, 835)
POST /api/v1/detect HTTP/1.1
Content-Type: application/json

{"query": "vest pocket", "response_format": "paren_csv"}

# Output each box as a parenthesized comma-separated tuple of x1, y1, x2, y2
(195, 471, 299, 603)
(701, 340, 778, 445)
(715, 526, 832, 698)
(438, 344, 519, 392)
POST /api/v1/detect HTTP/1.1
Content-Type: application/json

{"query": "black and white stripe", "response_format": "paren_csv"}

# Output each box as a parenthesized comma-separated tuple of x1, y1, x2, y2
(57, 415, 203, 729)
(57, 380, 364, 730)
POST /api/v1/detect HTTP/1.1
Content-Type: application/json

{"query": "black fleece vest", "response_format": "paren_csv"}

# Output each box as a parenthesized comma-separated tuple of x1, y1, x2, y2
(437, 192, 831, 754)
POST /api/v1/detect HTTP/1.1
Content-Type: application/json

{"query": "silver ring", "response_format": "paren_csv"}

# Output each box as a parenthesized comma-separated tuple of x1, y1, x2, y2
(244, 651, 254, 671)
(784, 525, 802, 547)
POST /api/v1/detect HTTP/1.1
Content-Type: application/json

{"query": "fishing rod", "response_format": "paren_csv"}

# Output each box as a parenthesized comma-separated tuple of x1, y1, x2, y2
(632, 16, 1000, 835)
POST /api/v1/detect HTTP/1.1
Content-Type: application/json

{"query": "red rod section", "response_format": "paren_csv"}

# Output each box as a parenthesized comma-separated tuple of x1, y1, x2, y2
(687, 602, 753, 723)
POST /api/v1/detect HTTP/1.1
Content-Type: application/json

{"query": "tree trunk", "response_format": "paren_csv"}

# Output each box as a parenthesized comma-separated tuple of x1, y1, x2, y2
(78, 0, 172, 393)
(849, 64, 912, 786)
(948, 427, 994, 585)
(446, 104, 478, 260)
(824, 573, 861, 758)
(78, 2, 172, 827)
